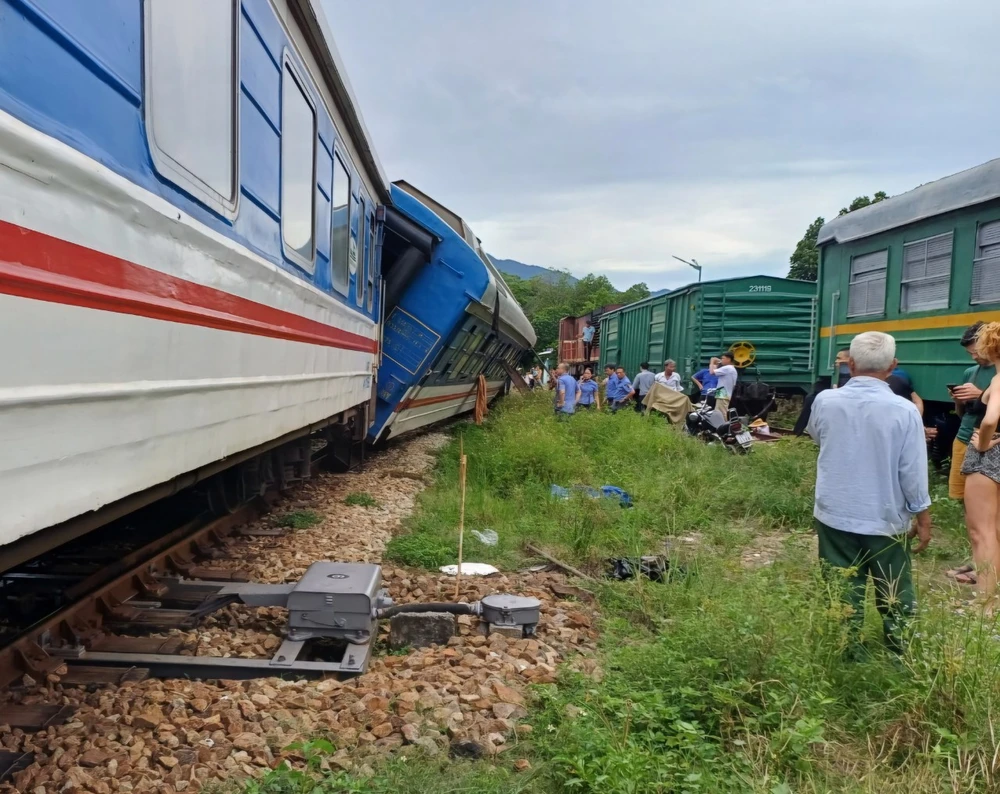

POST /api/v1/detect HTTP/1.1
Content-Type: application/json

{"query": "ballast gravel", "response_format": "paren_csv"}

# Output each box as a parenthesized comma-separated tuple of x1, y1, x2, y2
(0, 431, 600, 794)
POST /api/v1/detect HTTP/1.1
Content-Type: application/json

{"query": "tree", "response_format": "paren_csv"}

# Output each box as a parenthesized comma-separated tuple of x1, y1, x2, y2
(619, 282, 651, 305)
(787, 191, 889, 281)
(501, 271, 653, 351)
(788, 217, 824, 281)
(838, 191, 888, 217)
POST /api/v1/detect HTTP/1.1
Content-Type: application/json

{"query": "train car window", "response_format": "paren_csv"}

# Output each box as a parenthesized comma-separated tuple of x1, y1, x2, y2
(331, 155, 351, 294)
(451, 330, 484, 380)
(367, 213, 376, 313)
(459, 333, 489, 378)
(901, 233, 952, 313)
(280, 62, 316, 268)
(145, 0, 238, 215)
(353, 195, 363, 306)
(972, 221, 1000, 304)
(847, 249, 887, 317)
(438, 328, 470, 384)
(493, 344, 510, 377)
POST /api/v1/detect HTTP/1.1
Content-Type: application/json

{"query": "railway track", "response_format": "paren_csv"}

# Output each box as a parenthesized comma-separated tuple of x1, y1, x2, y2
(0, 503, 278, 782)
(0, 501, 269, 680)
(0, 422, 466, 783)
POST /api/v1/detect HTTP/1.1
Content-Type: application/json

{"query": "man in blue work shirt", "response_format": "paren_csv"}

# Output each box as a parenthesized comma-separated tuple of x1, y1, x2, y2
(555, 363, 578, 418)
(603, 365, 619, 409)
(691, 358, 719, 399)
(581, 321, 596, 360)
(611, 366, 632, 412)
(806, 331, 931, 655)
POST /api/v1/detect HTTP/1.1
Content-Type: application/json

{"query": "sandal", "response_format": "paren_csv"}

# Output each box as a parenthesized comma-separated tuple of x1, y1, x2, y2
(955, 572, 978, 585)
(946, 564, 975, 579)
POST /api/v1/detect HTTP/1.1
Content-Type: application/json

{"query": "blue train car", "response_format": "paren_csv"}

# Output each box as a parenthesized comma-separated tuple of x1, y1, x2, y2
(370, 181, 536, 443)
(0, 0, 389, 562)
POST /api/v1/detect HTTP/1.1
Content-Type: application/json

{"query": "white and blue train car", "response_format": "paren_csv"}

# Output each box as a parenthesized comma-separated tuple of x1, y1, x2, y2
(371, 182, 536, 444)
(0, 0, 388, 566)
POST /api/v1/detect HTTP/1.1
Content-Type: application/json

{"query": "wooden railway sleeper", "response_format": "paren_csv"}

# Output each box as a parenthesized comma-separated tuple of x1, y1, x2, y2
(134, 569, 168, 599)
(12, 641, 62, 678)
(59, 613, 103, 648)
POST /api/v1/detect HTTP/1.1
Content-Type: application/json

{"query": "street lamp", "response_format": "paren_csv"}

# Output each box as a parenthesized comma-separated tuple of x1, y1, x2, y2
(672, 255, 702, 282)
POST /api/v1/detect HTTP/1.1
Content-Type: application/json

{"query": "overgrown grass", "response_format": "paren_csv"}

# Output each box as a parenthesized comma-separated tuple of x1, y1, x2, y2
(386, 395, 818, 571)
(248, 393, 996, 794)
(344, 492, 379, 508)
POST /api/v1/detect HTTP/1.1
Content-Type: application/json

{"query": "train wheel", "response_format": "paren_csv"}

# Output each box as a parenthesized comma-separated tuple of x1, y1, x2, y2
(207, 466, 247, 516)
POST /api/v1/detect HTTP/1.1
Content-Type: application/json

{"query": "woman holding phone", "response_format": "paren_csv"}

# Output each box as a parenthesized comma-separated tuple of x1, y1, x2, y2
(961, 322, 1000, 608)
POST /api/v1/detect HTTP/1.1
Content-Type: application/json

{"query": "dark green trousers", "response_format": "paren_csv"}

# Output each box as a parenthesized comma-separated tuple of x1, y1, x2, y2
(815, 520, 915, 653)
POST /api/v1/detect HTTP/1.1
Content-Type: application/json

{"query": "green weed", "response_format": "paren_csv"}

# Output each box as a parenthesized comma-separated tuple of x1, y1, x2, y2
(275, 510, 322, 529)
(344, 491, 379, 508)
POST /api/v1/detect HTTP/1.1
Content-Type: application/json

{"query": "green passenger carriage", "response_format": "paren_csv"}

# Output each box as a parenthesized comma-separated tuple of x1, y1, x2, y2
(815, 159, 1000, 407)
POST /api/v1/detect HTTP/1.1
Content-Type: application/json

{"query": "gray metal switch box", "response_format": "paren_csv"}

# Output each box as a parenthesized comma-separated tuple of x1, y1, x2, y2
(286, 562, 382, 639)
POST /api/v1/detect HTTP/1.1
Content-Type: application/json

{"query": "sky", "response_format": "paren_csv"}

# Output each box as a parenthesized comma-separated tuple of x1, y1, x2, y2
(322, 0, 999, 291)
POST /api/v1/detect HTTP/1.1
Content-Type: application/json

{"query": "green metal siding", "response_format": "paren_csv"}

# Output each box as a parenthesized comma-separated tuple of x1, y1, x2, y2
(600, 275, 817, 392)
(815, 198, 1000, 401)
(601, 314, 620, 371)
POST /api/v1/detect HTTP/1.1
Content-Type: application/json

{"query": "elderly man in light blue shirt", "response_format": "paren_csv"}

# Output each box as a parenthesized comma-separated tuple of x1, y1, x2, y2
(806, 331, 931, 655)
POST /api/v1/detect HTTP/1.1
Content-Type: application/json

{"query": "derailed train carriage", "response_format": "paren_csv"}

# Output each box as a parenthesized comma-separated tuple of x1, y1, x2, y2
(0, 0, 534, 570)
(371, 182, 535, 444)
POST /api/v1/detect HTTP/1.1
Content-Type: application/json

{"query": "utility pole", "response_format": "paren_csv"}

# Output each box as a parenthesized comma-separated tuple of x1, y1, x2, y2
(672, 255, 702, 282)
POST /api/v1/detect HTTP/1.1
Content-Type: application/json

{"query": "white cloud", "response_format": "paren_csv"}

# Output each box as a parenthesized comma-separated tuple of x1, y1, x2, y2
(323, 0, 1000, 291)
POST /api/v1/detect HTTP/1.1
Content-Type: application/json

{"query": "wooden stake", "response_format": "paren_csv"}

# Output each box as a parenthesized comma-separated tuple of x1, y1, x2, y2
(455, 437, 468, 599)
(525, 543, 596, 582)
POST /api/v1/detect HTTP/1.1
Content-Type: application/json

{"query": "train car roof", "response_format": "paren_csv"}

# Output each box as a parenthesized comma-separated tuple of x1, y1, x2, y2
(289, 0, 391, 203)
(607, 274, 813, 313)
(817, 158, 1000, 246)
(390, 182, 536, 348)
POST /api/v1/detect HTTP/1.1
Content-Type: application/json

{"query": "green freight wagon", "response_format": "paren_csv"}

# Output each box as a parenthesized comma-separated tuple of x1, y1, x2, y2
(599, 275, 818, 394)
(815, 158, 1000, 407)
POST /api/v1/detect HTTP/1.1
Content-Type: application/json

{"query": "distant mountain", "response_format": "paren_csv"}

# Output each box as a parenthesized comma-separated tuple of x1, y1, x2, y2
(488, 256, 578, 285)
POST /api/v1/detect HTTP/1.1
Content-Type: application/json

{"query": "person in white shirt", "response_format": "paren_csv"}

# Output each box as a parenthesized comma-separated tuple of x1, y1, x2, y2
(654, 360, 683, 392)
(806, 331, 931, 654)
(710, 352, 739, 415)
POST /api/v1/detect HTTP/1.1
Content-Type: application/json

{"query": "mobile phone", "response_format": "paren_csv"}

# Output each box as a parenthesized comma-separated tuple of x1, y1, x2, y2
(946, 383, 958, 392)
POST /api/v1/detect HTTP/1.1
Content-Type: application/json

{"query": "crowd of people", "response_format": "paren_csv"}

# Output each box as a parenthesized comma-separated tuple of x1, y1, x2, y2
(536, 353, 741, 417)
(807, 321, 1000, 656)
(525, 320, 1000, 654)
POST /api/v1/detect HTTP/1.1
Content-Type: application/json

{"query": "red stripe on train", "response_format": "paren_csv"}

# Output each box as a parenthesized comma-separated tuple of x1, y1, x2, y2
(395, 387, 502, 412)
(0, 220, 378, 353)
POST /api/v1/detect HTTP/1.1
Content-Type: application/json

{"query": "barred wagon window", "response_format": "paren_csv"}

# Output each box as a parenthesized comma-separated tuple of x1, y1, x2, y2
(331, 155, 351, 295)
(901, 233, 952, 312)
(281, 63, 316, 269)
(145, 0, 237, 214)
(847, 249, 888, 317)
(452, 330, 485, 380)
(972, 221, 1000, 304)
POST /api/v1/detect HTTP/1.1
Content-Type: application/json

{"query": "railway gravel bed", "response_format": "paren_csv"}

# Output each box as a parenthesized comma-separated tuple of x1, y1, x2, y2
(0, 430, 600, 794)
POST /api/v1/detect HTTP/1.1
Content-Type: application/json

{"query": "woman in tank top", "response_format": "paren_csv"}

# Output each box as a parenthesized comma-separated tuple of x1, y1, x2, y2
(962, 321, 1000, 606)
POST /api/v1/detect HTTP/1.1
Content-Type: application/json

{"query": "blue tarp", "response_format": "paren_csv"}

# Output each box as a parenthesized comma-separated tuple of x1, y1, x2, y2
(550, 484, 633, 508)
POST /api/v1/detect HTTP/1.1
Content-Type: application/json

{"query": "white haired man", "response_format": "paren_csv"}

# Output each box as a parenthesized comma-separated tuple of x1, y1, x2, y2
(806, 331, 931, 655)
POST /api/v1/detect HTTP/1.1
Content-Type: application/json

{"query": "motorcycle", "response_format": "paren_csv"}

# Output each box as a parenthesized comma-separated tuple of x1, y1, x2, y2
(684, 389, 754, 454)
